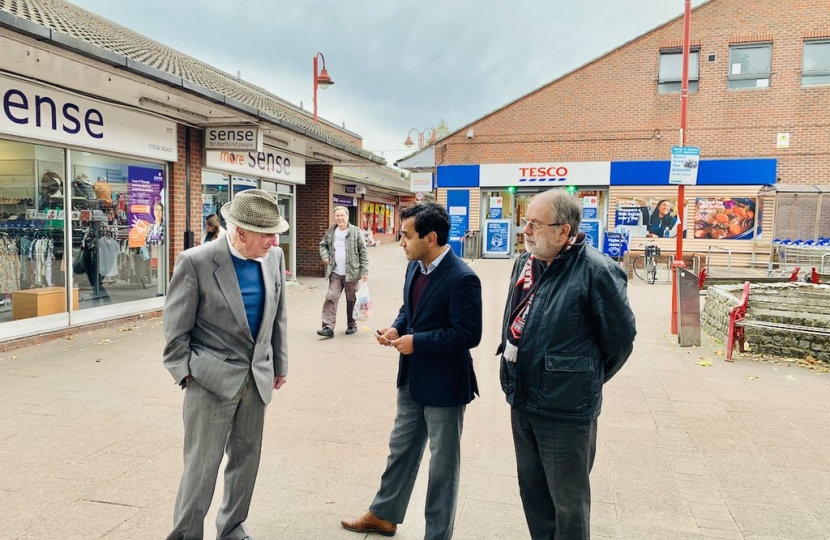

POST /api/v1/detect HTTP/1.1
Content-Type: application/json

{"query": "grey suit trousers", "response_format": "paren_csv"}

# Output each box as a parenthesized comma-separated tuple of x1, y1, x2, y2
(370, 384, 465, 540)
(166, 374, 266, 540)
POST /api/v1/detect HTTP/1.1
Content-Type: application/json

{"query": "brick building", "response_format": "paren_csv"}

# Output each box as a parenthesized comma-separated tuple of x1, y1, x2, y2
(398, 0, 830, 267)
(0, 0, 414, 345)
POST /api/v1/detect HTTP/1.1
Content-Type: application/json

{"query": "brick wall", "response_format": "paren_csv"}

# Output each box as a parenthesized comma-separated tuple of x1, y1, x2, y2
(434, 0, 830, 188)
(296, 163, 333, 277)
(169, 125, 204, 275)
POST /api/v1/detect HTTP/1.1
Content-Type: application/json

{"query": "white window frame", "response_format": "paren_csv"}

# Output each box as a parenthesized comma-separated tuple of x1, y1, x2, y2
(727, 43, 772, 89)
(802, 40, 830, 86)
(658, 49, 700, 94)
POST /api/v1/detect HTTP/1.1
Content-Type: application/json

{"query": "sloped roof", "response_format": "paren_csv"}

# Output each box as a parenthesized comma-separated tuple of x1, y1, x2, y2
(334, 165, 412, 194)
(0, 0, 384, 164)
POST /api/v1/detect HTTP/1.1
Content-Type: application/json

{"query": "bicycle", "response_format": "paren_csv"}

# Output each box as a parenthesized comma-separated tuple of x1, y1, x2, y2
(633, 243, 661, 284)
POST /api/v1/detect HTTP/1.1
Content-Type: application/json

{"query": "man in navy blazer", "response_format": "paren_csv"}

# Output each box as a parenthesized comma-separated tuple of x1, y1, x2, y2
(341, 202, 483, 540)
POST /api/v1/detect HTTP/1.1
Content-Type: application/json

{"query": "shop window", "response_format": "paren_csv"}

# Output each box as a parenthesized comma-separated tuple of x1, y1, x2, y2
(658, 49, 700, 93)
(201, 170, 231, 238)
(727, 43, 772, 89)
(261, 180, 295, 277)
(69, 150, 167, 310)
(802, 40, 830, 86)
(0, 140, 66, 323)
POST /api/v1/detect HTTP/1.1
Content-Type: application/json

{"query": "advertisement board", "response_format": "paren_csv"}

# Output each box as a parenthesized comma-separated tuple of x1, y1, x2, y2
(579, 219, 603, 251)
(694, 197, 757, 240)
(482, 219, 511, 258)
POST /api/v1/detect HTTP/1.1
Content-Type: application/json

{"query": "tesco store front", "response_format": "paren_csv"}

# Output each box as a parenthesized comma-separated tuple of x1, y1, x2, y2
(201, 146, 303, 277)
(0, 74, 177, 341)
(439, 161, 611, 258)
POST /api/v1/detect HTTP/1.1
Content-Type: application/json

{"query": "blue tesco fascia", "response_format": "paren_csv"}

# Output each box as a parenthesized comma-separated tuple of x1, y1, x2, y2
(610, 158, 777, 186)
(436, 159, 777, 188)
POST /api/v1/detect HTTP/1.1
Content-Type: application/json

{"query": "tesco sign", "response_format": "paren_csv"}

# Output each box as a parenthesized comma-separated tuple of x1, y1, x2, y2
(0, 74, 177, 161)
(480, 162, 611, 187)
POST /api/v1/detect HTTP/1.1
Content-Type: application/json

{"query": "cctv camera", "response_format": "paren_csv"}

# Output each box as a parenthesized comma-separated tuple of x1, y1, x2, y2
(466, 129, 474, 139)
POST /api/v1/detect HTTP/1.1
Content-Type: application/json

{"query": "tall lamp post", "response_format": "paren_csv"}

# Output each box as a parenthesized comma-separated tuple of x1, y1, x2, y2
(404, 127, 438, 149)
(671, 0, 692, 334)
(313, 52, 334, 123)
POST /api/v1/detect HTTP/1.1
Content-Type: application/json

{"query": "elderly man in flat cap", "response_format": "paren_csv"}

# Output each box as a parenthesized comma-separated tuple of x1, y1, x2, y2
(163, 189, 289, 540)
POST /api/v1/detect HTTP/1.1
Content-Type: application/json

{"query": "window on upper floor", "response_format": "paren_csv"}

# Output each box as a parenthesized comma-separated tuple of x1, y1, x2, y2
(727, 43, 772, 89)
(802, 40, 830, 86)
(658, 49, 700, 93)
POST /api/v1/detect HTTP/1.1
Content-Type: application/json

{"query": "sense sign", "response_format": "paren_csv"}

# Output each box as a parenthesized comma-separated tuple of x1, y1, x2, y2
(204, 126, 263, 152)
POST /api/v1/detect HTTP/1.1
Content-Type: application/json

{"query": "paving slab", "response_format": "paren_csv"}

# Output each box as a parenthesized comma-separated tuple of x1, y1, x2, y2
(1, 242, 829, 539)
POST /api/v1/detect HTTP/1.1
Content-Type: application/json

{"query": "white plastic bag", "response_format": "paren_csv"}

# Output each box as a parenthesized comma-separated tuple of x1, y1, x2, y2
(352, 282, 373, 322)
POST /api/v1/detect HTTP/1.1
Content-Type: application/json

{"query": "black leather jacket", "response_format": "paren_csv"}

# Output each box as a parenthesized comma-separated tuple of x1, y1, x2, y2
(498, 237, 636, 422)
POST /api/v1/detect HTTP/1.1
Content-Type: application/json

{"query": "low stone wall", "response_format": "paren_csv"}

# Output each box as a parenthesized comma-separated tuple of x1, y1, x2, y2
(702, 282, 830, 363)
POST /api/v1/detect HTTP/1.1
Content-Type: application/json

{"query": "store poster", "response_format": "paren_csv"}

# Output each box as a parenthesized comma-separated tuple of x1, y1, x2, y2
(127, 166, 165, 248)
(615, 197, 683, 239)
(694, 197, 757, 240)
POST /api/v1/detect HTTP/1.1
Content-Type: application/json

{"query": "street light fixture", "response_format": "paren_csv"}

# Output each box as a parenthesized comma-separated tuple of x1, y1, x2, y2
(313, 52, 334, 123)
(404, 127, 438, 149)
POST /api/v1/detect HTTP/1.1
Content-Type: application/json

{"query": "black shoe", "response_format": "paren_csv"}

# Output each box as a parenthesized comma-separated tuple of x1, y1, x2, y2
(317, 327, 334, 338)
(345, 326, 357, 335)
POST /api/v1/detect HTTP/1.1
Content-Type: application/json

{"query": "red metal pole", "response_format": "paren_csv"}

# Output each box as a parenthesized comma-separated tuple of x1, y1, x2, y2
(671, 0, 692, 335)
(313, 55, 319, 123)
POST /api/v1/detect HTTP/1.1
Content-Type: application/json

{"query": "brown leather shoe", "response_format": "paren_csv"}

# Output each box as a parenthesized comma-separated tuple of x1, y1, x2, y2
(341, 510, 397, 537)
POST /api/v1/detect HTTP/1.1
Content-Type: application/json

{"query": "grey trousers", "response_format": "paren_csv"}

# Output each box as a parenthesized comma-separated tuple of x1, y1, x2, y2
(321, 273, 358, 330)
(370, 384, 466, 540)
(511, 409, 598, 540)
(166, 373, 266, 540)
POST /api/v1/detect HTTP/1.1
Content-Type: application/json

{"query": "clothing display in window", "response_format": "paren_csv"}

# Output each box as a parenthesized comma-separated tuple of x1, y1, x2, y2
(0, 234, 21, 294)
(93, 177, 112, 201)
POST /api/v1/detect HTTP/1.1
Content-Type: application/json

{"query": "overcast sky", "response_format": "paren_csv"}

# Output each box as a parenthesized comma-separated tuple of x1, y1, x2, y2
(68, 0, 707, 165)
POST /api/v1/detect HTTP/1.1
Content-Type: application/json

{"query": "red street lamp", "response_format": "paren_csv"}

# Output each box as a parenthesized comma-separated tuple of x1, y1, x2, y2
(313, 52, 334, 123)
(404, 127, 438, 149)
(671, 0, 692, 335)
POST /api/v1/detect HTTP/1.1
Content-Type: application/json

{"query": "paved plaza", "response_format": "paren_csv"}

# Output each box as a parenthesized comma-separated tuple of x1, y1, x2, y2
(1, 242, 829, 540)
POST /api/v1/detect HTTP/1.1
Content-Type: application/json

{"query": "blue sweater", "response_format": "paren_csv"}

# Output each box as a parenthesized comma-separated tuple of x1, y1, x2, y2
(232, 257, 265, 339)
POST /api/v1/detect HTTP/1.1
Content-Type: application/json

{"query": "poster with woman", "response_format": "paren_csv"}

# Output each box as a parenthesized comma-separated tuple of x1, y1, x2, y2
(127, 167, 165, 248)
(694, 197, 756, 239)
(615, 197, 683, 238)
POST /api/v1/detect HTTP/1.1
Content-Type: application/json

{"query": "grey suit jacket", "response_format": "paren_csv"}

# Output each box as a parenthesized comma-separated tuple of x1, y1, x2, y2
(162, 238, 288, 404)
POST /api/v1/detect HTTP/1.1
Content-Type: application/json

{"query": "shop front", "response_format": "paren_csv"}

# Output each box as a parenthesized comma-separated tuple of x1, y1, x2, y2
(362, 194, 397, 238)
(333, 184, 361, 225)
(608, 158, 777, 267)
(0, 73, 176, 341)
(437, 162, 611, 258)
(201, 146, 303, 277)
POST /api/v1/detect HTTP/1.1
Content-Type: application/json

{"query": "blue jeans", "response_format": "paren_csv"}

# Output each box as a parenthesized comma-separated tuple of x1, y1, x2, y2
(511, 409, 597, 540)
(370, 384, 466, 540)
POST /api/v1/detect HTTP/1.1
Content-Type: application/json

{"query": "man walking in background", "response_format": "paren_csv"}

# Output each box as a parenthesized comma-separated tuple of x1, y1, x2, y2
(498, 188, 636, 540)
(317, 205, 369, 337)
(163, 189, 290, 540)
(341, 202, 483, 540)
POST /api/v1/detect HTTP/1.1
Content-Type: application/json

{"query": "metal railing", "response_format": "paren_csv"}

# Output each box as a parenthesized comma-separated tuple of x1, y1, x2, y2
(706, 245, 733, 275)
(461, 230, 480, 259)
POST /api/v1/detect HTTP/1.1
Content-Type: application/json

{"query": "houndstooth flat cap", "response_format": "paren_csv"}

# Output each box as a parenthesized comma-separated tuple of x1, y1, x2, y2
(221, 189, 289, 234)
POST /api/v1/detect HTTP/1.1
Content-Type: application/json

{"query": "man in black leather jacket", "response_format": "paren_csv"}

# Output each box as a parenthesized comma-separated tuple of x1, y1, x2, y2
(498, 188, 636, 540)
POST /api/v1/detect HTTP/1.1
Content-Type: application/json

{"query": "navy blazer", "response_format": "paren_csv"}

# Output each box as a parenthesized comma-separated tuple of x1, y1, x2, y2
(392, 248, 483, 407)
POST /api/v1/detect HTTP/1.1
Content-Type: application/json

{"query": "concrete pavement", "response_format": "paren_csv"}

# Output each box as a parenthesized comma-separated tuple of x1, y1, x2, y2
(1, 241, 829, 540)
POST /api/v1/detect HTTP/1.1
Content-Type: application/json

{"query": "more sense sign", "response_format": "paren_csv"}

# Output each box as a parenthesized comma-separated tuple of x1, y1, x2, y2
(204, 147, 306, 184)
(0, 74, 177, 161)
(479, 162, 611, 187)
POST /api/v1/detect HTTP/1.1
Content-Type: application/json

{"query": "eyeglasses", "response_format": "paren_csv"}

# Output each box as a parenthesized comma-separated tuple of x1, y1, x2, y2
(520, 217, 563, 230)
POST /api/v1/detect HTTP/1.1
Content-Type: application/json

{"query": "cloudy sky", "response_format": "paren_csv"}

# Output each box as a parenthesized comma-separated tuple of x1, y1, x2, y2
(68, 0, 707, 165)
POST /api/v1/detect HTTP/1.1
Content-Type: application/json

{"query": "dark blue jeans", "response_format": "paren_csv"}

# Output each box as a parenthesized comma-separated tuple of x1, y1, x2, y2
(511, 409, 597, 540)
